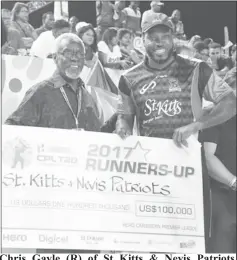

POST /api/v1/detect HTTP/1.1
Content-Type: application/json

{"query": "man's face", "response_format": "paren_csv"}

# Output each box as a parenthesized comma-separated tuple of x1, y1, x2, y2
(44, 14, 54, 29)
(200, 49, 209, 61)
(232, 50, 236, 64)
(53, 27, 70, 38)
(143, 25, 174, 63)
(130, 1, 139, 8)
(1, 10, 11, 27)
(17, 7, 29, 22)
(55, 40, 85, 80)
(152, 5, 161, 13)
(69, 17, 78, 29)
(172, 11, 180, 22)
(209, 47, 221, 61)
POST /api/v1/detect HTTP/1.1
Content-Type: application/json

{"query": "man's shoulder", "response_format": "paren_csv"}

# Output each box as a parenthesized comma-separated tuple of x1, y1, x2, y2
(122, 61, 146, 80)
(177, 54, 202, 67)
(26, 79, 56, 96)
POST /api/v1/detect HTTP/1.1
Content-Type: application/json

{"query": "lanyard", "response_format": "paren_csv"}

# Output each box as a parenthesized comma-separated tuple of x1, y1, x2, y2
(60, 86, 82, 129)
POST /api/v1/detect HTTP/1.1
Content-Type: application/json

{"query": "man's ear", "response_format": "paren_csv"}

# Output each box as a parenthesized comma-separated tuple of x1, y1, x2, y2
(52, 53, 57, 63)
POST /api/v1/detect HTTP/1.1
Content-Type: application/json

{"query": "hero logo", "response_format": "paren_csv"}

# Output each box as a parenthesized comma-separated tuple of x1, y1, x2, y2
(144, 99, 182, 117)
(2, 233, 27, 242)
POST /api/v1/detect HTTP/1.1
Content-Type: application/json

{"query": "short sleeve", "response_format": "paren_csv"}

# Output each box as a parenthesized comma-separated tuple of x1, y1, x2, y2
(198, 62, 233, 103)
(199, 125, 220, 145)
(117, 75, 135, 115)
(113, 45, 122, 58)
(98, 41, 110, 54)
(5, 87, 42, 126)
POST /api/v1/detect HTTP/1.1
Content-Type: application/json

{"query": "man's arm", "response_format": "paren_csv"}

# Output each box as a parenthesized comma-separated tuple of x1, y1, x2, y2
(200, 125, 236, 187)
(173, 62, 236, 147)
(196, 64, 236, 130)
(204, 142, 236, 187)
(115, 75, 136, 138)
(5, 87, 42, 126)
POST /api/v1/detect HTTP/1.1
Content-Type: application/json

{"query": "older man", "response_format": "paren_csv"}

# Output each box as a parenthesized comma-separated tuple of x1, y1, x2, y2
(6, 33, 101, 132)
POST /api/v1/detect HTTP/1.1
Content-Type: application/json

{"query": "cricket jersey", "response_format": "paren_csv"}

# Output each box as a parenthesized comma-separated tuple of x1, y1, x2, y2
(118, 54, 233, 139)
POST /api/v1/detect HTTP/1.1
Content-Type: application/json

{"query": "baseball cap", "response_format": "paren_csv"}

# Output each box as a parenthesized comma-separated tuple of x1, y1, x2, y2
(142, 13, 174, 33)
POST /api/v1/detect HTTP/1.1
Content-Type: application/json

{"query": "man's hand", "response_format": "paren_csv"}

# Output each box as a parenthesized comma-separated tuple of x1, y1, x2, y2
(115, 119, 132, 139)
(173, 122, 202, 148)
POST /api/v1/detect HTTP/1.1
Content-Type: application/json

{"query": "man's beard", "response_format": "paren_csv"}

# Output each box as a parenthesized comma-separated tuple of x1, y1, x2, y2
(146, 47, 174, 65)
(65, 67, 81, 80)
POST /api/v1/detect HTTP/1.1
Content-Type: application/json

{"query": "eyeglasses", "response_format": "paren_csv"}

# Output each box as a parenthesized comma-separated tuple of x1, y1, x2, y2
(59, 50, 85, 59)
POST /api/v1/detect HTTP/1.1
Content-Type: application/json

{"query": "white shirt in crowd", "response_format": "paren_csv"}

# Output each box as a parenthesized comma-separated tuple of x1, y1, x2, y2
(98, 41, 122, 63)
(30, 30, 55, 58)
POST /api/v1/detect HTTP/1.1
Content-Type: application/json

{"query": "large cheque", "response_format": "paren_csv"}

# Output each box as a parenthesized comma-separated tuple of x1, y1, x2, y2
(2, 126, 205, 253)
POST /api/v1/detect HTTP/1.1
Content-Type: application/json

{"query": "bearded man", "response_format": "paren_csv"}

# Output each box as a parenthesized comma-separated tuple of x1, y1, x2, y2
(6, 33, 101, 132)
(115, 14, 236, 252)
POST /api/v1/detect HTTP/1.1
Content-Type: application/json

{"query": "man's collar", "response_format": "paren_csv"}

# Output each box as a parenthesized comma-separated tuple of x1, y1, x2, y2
(49, 70, 85, 90)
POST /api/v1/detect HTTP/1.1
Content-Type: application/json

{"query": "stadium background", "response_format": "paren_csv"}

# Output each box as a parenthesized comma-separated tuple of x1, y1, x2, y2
(1, 1, 236, 44)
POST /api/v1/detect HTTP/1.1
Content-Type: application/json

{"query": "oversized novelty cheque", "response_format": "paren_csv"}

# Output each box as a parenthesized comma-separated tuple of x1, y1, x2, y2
(2, 125, 205, 253)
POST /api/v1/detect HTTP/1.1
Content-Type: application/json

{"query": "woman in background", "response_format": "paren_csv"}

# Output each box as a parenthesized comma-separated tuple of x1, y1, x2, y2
(11, 2, 37, 49)
(98, 27, 130, 70)
(77, 23, 98, 68)
(118, 28, 142, 66)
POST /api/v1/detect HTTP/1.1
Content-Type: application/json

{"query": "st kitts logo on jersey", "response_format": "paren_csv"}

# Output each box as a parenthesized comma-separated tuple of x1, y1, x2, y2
(140, 76, 183, 120)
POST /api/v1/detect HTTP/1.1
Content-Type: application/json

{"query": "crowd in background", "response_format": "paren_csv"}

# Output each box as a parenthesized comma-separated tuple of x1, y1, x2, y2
(1, 0, 236, 76)
(1, 0, 237, 254)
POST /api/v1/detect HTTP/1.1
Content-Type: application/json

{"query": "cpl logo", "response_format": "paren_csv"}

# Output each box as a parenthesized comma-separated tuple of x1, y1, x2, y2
(3, 137, 33, 169)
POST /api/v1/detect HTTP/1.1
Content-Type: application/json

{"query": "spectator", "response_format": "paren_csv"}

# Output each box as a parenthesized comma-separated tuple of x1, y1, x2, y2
(200, 71, 236, 253)
(98, 27, 130, 70)
(6, 33, 101, 132)
(96, 0, 114, 41)
(122, 1, 141, 35)
(209, 42, 233, 77)
(1, 9, 24, 55)
(35, 12, 55, 36)
(113, 0, 126, 28)
(1, 9, 11, 29)
(10, 2, 37, 49)
(169, 9, 185, 40)
(69, 16, 79, 34)
(231, 44, 236, 66)
(141, 0, 165, 28)
(193, 41, 210, 62)
(114, 14, 236, 251)
(30, 19, 70, 58)
(77, 23, 98, 68)
(203, 37, 213, 47)
(118, 28, 141, 66)
(1, 18, 7, 47)
(188, 35, 202, 48)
